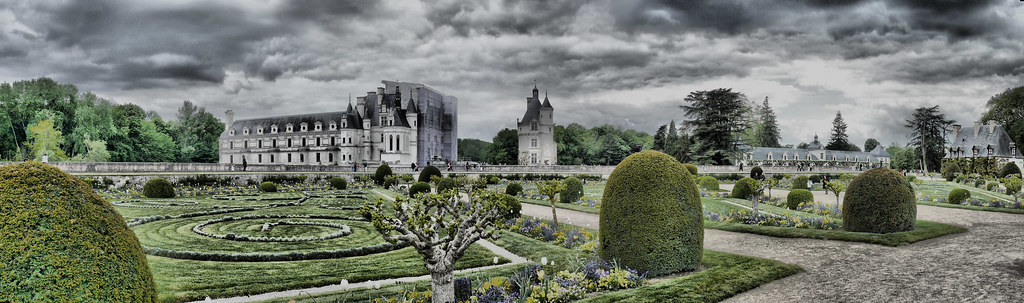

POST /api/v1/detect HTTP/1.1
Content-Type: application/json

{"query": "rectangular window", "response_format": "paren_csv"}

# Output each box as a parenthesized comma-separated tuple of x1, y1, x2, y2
(316, 153, 321, 163)
(288, 154, 292, 162)
(288, 139, 292, 147)
(331, 137, 336, 146)
(259, 140, 263, 148)
(244, 141, 248, 149)
(317, 138, 321, 146)
(303, 138, 307, 147)
(531, 139, 537, 148)
(300, 154, 304, 163)
(270, 155, 274, 163)
(230, 155, 234, 163)
(230, 141, 234, 149)
(258, 154, 262, 163)
(273, 139, 277, 148)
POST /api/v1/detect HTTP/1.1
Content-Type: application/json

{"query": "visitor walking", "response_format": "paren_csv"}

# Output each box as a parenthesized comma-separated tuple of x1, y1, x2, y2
(353, 161, 358, 172)
(242, 157, 247, 171)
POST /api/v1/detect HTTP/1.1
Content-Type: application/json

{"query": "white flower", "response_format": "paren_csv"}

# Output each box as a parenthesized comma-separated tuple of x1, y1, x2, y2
(205, 297, 211, 302)
(541, 257, 548, 265)
(374, 282, 381, 289)
(493, 257, 499, 264)
(340, 279, 349, 286)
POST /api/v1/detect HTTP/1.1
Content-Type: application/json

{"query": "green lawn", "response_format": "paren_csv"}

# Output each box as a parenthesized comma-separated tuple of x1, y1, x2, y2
(705, 220, 965, 247)
(916, 181, 1024, 214)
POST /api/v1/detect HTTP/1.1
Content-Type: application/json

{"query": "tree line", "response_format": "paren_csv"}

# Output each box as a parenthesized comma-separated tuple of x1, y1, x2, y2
(0, 78, 223, 162)
(458, 123, 653, 165)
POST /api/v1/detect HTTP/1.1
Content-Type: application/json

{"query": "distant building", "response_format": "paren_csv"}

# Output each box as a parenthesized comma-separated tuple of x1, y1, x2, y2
(219, 80, 457, 166)
(946, 121, 1022, 167)
(746, 134, 890, 168)
(517, 83, 556, 165)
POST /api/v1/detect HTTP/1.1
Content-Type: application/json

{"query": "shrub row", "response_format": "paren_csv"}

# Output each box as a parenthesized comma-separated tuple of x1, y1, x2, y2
(112, 199, 200, 209)
(262, 174, 308, 184)
(177, 174, 232, 187)
(142, 241, 407, 262)
(489, 173, 602, 182)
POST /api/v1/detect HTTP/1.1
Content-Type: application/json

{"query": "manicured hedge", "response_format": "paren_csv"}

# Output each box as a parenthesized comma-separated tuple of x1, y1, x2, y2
(786, 189, 814, 210)
(409, 182, 431, 197)
(941, 162, 961, 181)
(750, 166, 763, 179)
(699, 176, 719, 191)
(505, 183, 524, 196)
(600, 150, 703, 276)
(143, 177, 175, 198)
(437, 177, 458, 193)
(561, 177, 584, 204)
(374, 164, 393, 186)
(683, 163, 698, 176)
(260, 181, 278, 192)
(329, 177, 348, 190)
(947, 188, 970, 204)
(791, 176, 809, 190)
(1000, 162, 1022, 178)
(143, 242, 407, 262)
(418, 165, 442, 183)
(842, 167, 916, 233)
(731, 177, 759, 199)
(0, 162, 158, 302)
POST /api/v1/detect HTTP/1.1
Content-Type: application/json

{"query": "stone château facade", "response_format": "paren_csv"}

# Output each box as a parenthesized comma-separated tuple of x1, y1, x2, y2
(219, 81, 457, 166)
(517, 84, 556, 165)
(945, 121, 1022, 169)
(746, 134, 891, 168)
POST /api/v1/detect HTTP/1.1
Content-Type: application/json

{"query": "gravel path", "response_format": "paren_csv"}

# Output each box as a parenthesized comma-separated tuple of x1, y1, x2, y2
(521, 201, 1024, 302)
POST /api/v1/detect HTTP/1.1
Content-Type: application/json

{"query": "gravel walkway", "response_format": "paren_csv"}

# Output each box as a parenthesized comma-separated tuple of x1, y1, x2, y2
(521, 201, 1024, 302)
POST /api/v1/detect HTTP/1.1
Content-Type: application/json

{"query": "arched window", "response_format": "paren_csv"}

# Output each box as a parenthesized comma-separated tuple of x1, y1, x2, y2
(987, 145, 994, 156)
(243, 128, 250, 135)
(257, 127, 263, 135)
(229, 129, 235, 136)
(300, 123, 308, 132)
(329, 121, 337, 130)
(395, 135, 400, 152)
(271, 125, 278, 133)
(972, 146, 979, 157)
(286, 124, 293, 132)
(315, 122, 322, 131)
(389, 135, 394, 151)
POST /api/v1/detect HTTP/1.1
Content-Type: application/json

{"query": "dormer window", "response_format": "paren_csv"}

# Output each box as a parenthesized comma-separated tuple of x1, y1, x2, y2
(988, 145, 994, 156)
(314, 122, 322, 131)
(300, 123, 308, 132)
(972, 146, 979, 157)
(271, 125, 278, 134)
(342, 121, 347, 128)
(1011, 143, 1018, 156)
(286, 124, 294, 133)
(243, 128, 250, 136)
(229, 129, 235, 136)
(257, 127, 264, 135)
(329, 121, 337, 130)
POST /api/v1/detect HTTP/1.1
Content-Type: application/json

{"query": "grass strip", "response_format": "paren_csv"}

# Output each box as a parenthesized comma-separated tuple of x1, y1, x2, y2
(705, 220, 965, 247)
(917, 200, 1024, 215)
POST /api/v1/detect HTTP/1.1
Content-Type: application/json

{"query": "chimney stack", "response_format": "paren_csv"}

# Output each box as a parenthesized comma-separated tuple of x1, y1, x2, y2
(225, 110, 234, 127)
(988, 120, 997, 134)
(953, 124, 962, 138)
(974, 122, 982, 137)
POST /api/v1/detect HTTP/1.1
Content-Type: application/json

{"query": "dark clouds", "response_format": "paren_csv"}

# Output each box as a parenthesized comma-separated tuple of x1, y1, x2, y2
(425, 0, 587, 36)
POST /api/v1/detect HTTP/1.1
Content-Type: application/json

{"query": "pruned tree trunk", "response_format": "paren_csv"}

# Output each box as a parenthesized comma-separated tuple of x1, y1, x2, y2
(550, 200, 559, 228)
(430, 266, 455, 303)
(751, 195, 759, 220)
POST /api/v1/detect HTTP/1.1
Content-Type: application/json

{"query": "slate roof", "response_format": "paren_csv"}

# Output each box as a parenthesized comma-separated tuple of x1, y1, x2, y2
(750, 147, 819, 161)
(869, 146, 890, 157)
(222, 110, 362, 138)
(518, 97, 543, 127)
(750, 146, 890, 162)
(947, 123, 1022, 158)
(806, 135, 823, 150)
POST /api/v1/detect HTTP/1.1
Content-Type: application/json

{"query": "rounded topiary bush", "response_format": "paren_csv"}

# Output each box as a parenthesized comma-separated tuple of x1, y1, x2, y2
(409, 182, 431, 197)
(329, 177, 348, 190)
(260, 181, 278, 192)
(906, 175, 917, 183)
(505, 183, 524, 196)
(143, 177, 175, 198)
(731, 177, 759, 198)
(999, 162, 1022, 178)
(750, 166, 763, 179)
(683, 163, 698, 177)
(437, 177, 458, 193)
(561, 177, 583, 204)
(942, 162, 960, 181)
(791, 176, 809, 190)
(0, 162, 158, 302)
(699, 176, 719, 191)
(986, 182, 998, 191)
(786, 189, 814, 210)
(948, 188, 970, 204)
(842, 167, 916, 233)
(418, 165, 442, 183)
(600, 150, 702, 276)
(374, 163, 393, 186)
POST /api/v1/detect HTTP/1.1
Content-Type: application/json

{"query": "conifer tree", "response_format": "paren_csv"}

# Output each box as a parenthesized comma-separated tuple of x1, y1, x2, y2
(826, 111, 850, 150)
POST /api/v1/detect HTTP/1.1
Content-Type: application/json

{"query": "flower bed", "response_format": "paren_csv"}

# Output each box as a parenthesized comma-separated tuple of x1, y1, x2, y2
(508, 217, 598, 253)
(704, 209, 839, 230)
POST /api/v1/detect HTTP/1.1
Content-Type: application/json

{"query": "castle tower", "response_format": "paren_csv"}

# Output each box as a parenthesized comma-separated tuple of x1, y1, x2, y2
(517, 84, 557, 165)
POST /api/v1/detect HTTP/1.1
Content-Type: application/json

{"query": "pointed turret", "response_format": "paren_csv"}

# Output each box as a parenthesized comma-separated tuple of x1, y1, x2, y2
(542, 91, 552, 108)
(532, 80, 539, 101)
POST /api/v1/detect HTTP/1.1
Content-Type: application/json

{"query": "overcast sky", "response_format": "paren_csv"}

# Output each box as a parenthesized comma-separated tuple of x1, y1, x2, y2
(2, 0, 1023, 147)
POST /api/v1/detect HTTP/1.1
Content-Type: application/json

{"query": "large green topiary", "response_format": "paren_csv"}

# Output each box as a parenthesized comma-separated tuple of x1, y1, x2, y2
(437, 177, 458, 193)
(409, 182, 431, 197)
(683, 163, 698, 177)
(505, 183, 524, 196)
(791, 176, 809, 190)
(260, 181, 278, 192)
(0, 162, 158, 302)
(418, 165, 442, 183)
(999, 162, 1022, 178)
(329, 177, 348, 190)
(750, 166, 763, 179)
(600, 150, 702, 276)
(143, 177, 175, 198)
(942, 162, 961, 181)
(786, 189, 813, 210)
(560, 177, 583, 204)
(374, 164, 393, 186)
(842, 167, 916, 233)
(698, 176, 719, 191)
(947, 188, 970, 204)
(731, 177, 758, 198)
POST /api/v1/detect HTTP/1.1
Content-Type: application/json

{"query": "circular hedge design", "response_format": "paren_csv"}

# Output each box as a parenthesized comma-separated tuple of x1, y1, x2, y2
(947, 188, 970, 204)
(731, 177, 759, 198)
(842, 167, 917, 233)
(192, 215, 352, 242)
(143, 177, 175, 198)
(786, 189, 813, 210)
(600, 150, 703, 276)
(0, 162, 158, 302)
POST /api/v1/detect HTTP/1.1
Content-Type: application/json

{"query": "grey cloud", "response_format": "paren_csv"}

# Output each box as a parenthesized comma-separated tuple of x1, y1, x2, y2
(275, 0, 379, 23)
(425, 0, 587, 36)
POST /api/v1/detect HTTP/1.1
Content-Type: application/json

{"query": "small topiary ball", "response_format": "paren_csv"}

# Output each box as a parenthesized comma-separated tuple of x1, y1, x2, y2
(699, 176, 719, 191)
(437, 177, 458, 193)
(791, 176, 809, 190)
(600, 150, 702, 276)
(374, 163, 393, 186)
(750, 166, 764, 179)
(408, 182, 431, 197)
(842, 167, 916, 233)
(260, 181, 278, 192)
(947, 188, 970, 204)
(505, 183, 524, 196)
(0, 162, 158, 302)
(999, 162, 1022, 178)
(560, 177, 583, 204)
(142, 177, 175, 198)
(329, 177, 348, 190)
(942, 162, 961, 181)
(786, 189, 814, 210)
(418, 165, 442, 183)
(683, 163, 698, 176)
(731, 177, 758, 198)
